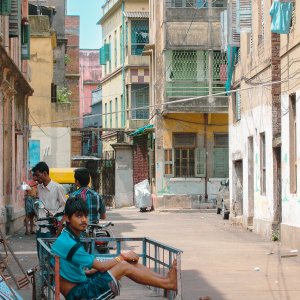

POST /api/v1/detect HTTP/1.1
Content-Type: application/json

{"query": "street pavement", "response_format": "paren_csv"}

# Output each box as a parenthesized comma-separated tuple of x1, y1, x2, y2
(5, 207, 300, 300)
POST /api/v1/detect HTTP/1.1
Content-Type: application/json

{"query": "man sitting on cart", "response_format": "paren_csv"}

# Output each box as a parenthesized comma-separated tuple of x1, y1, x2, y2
(51, 196, 177, 300)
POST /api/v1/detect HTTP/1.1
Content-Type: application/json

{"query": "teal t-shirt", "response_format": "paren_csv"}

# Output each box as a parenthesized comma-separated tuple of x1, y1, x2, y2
(51, 228, 95, 283)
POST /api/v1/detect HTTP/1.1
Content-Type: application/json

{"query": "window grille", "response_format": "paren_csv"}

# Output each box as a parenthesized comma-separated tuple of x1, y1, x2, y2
(131, 85, 149, 119)
(173, 133, 196, 148)
(167, 0, 208, 8)
(214, 134, 229, 148)
(213, 51, 227, 81)
(212, 0, 226, 8)
(175, 149, 195, 177)
(131, 20, 149, 55)
(171, 50, 199, 80)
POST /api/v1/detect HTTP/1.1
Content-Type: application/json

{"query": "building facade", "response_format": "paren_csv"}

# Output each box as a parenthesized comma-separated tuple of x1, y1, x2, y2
(79, 49, 102, 126)
(148, 0, 228, 209)
(98, 0, 150, 155)
(0, 0, 33, 233)
(225, 0, 300, 247)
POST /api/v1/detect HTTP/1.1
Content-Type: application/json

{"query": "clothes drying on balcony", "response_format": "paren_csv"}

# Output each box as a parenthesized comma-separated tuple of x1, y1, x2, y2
(270, 0, 294, 34)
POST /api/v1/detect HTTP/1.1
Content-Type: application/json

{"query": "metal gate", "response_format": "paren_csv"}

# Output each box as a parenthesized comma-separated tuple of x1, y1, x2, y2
(100, 159, 115, 208)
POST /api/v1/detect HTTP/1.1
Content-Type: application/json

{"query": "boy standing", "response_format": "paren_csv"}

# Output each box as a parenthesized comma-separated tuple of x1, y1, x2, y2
(51, 197, 177, 299)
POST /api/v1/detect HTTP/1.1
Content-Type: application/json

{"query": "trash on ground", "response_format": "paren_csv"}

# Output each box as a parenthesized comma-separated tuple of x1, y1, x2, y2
(254, 267, 260, 271)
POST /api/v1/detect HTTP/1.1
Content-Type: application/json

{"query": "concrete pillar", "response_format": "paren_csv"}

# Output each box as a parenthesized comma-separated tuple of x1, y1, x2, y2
(112, 143, 134, 207)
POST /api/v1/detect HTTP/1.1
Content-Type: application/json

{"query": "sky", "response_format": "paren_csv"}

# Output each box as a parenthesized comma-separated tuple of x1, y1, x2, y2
(67, 0, 106, 49)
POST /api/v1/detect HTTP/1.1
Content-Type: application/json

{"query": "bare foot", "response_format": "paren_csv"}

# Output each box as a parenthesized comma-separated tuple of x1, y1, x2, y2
(167, 259, 177, 291)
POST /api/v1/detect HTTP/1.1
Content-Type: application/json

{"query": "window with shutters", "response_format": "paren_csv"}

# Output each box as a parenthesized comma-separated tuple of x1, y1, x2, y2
(214, 133, 228, 148)
(164, 149, 173, 176)
(104, 103, 108, 128)
(114, 30, 117, 69)
(119, 25, 122, 65)
(121, 94, 125, 127)
(214, 134, 228, 178)
(51, 83, 57, 103)
(233, 87, 241, 122)
(21, 23, 30, 60)
(108, 36, 112, 73)
(173, 133, 196, 177)
(258, 0, 264, 46)
(109, 100, 112, 128)
(131, 84, 149, 119)
(115, 97, 118, 127)
(236, 0, 252, 33)
(131, 19, 149, 55)
(0, 0, 12, 16)
(228, 0, 240, 47)
(289, 93, 297, 194)
(260, 132, 266, 195)
(9, 0, 20, 37)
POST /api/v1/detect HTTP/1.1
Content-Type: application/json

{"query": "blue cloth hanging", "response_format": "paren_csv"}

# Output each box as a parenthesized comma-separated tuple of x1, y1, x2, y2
(270, 0, 294, 34)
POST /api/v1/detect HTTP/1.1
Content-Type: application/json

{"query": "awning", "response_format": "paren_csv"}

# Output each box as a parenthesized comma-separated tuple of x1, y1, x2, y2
(123, 11, 149, 19)
(129, 124, 153, 137)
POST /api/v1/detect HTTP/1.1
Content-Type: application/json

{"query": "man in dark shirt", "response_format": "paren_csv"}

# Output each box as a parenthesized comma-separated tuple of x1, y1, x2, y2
(70, 168, 106, 223)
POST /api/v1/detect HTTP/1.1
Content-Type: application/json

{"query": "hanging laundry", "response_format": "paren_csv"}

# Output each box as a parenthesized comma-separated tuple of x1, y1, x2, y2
(270, 0, 294, 34)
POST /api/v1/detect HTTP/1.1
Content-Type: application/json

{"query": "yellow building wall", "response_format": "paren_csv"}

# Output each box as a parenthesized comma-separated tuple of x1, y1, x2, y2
(28, 36, 53, 125)
(163, 113, 228, 149)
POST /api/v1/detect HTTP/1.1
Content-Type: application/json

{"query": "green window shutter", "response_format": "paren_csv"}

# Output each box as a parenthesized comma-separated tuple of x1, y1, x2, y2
(0, 0, 12, 15)
(99, 47, 106, 65)
(236, 0, 252, 33)
(195, 148, 206, 177)
(213, 148, 229, 178)
(104, 43, 111, 62)
(9, 0, 20, 37)
(21, 24, 30, 60)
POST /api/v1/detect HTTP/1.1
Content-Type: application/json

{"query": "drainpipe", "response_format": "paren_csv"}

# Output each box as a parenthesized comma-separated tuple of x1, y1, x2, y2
(121, 0, 126, 129)
(204, 113, 208, 202)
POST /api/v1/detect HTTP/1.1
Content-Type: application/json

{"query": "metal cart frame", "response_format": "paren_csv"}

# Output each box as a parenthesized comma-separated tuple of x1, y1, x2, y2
(38, 237, 183, 300)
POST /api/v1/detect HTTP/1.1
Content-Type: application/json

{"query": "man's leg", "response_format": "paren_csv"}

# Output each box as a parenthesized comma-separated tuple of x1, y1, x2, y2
(109, 259, 177, 291)
(25, 216, 29, 235)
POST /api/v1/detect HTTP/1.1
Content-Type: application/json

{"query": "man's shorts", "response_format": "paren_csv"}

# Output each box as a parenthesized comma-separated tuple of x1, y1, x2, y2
(66, 271, 120, 300)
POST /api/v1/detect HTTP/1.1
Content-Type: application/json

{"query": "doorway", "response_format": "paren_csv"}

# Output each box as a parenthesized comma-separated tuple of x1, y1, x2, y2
(233, 160, 243, 216)
(273, 147, 282, 225)
(248, 137, 254, 225)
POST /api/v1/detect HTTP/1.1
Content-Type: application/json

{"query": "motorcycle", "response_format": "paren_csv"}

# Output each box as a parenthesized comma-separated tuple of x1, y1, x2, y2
(86, 222, 114, 254)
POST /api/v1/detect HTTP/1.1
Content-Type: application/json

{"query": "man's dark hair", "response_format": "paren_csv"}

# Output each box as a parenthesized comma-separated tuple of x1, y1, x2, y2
(65, 196, 88, 219)
(33, 161, 49, 175)
(74, 168, 90, 187)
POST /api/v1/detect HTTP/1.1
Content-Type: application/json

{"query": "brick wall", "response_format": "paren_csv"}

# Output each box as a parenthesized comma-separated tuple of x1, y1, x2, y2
(65, 16, 80, 156)
(133, 135, 149, 185)
(271, 33, 281, 138)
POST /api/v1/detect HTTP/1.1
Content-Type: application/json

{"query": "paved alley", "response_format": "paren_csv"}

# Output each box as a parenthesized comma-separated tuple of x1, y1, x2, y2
(8, 208, 300, 300)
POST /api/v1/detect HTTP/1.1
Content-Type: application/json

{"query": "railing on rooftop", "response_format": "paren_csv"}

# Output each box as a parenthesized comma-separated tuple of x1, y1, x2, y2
(165, 0, 226, 8)
(102, 0, 119, 17)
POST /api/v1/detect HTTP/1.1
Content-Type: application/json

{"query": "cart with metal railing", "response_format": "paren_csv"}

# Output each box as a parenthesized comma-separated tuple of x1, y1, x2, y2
(37, 237, 183, 300)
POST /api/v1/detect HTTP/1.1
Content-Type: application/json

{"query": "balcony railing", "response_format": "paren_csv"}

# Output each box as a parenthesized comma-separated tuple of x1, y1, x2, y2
(165, 0, 226, 8)
(166, 81, 226, 98)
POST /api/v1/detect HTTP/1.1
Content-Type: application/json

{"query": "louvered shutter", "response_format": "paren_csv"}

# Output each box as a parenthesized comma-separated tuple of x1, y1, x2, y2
(104, 43, 111, 62)
(236, 90, 241, 120)
(9, 0, 20, 37)
(228, 0, 240, 46)
(220, 10, 228, 52)
(213, 148, 229, 178)
(0, 0, 12, 15)
(237, 0, 252, 33)
(99, 47, 106, 65)
(21, 24, 30, 60)
(195, 148, 206, 177)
